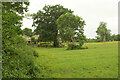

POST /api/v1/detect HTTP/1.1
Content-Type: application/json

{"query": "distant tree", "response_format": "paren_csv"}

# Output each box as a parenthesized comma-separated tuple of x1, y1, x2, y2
(111, 34, 120, 41)
(32, 4, 73, 47)
(96, 22, 111, 41)
(56, 13, 85, 47)
(117, 34, 120, 41)
(23, 28, 33, 37)
(111, 34, 117, 41)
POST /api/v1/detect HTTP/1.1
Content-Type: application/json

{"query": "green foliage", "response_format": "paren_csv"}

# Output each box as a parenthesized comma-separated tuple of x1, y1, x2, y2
(118, 34, 120, 41)
(79, 40, 84, 47)
(32, 4, 73, 47)
(67, 44, 80, 50)
(110, 34, 120, 41)
(67, 43, 86, 50)
(31, 37, 35, 42)
(86, 38, 101, 42)
(2, 2, 29, 14)
(2, 43, 40, 78)
(31, 37, 37, 44)
(23, 28, 33, 37)
(56, 13, 86, 48)
(2, 2, 49, 78)
(96, 22, 111, 41)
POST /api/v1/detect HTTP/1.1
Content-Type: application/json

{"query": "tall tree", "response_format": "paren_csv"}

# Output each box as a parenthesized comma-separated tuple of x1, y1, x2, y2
(96, 22, 111, 41)
(56, 13, 86, 47)
(2, 2, 43, 78)
(2, 2, 29, 46)
(32, 4, 73, 47)
(23, 28, 33, 37)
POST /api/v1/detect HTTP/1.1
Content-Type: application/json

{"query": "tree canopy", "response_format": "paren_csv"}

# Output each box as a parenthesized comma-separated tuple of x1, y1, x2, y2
(56, 13, 86, 47)
(110, 34, 120, 41)
(23, 28, 33, 37)
(32, 4, 73, 47)
(2, 2, 42, 78)
(96, 22, 111, 41)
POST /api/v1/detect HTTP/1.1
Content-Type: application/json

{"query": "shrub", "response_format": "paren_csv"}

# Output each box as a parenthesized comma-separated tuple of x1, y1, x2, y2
(2, 36, 51, 78)
(31, 37, 37, 44)
(79, 40, 84, 47)
(67, 43, 87, 50)
(67, 44, 81, 50)
(2, 2, 52, 78)
(2, 36, 38, 78)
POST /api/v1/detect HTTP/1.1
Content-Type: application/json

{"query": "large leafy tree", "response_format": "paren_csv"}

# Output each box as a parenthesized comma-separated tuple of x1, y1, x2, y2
(23, 28, 33, 37)
(96, 22, 111, 41)
(32, 4, 73, 47)
(2, 2, 29, 47)
(2, 2, 43, 78)
(56, 13, 86, 47)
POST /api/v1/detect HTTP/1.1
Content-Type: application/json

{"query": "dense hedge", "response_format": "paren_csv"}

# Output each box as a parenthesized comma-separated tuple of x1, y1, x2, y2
(2, 2, 52, 78)
(2, 36, 52, 78)
(2, 36, 38, 78)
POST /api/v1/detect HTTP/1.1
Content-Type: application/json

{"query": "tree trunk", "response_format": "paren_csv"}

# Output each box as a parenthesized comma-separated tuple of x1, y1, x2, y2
(53, 32, 59, 47)
(71, 37, 75, 44)
(53, 30, 59, 47)
(103, 35, 106, 42)
(72, 39, 75, 44)
(53, 41, 58, 47)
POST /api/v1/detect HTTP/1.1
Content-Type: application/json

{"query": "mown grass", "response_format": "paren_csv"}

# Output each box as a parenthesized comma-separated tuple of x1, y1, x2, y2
(33, 41, 118, 78)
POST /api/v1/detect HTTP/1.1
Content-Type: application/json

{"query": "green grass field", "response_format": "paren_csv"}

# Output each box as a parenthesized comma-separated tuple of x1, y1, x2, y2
(33, 41, 118, 78)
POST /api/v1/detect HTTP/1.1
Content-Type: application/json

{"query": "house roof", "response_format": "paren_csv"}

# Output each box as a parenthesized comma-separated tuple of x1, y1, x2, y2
(23, 35, 31, 41)
(23, 35, 40, 41)
(33, 35, 39, 39)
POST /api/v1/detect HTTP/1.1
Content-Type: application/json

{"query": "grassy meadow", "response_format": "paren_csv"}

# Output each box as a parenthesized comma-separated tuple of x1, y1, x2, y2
(33, 41, 118, 78)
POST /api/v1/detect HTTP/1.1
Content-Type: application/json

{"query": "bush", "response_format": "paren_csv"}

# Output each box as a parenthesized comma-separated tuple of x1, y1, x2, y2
(31, 37, 37, 44)
(2, 36, 51, 78)
(79, 40, 84, 47)
(59, 44, 65, 48)
(67, 44, 80, 50)
(2, 36, 39, 78)
(2, 2, 52, 78)
(67, 43, 87, 50)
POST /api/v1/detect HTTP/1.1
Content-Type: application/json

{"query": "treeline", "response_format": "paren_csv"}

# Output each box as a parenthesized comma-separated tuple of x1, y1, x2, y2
(86, 22, 119, 42)
(86, 34, 120, 42)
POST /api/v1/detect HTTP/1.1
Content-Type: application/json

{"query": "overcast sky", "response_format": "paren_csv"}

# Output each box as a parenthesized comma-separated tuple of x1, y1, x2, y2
(22, 0, 119, 38)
